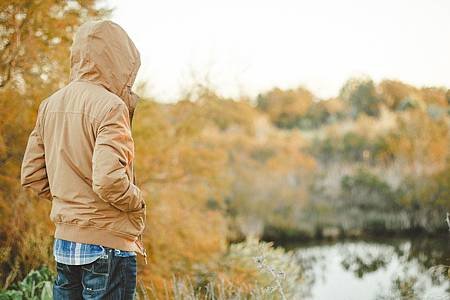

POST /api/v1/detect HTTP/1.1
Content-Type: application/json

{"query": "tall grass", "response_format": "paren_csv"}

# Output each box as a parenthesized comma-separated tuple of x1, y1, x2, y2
(0, 238, 304, 300)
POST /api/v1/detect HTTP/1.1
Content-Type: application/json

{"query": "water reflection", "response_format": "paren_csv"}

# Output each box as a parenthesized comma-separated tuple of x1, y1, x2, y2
(340, 243, 393, 278)
(291, 236, 450, 300)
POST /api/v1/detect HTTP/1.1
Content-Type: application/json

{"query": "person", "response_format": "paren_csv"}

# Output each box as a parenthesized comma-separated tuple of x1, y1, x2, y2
(20, 20, 146, 299)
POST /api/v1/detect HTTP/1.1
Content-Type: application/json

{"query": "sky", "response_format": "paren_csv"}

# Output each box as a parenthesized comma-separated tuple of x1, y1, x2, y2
(107, 0, 450, 102)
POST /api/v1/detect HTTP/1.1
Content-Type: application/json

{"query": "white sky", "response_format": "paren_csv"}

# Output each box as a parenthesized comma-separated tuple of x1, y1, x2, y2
(107, 0, 450, 101)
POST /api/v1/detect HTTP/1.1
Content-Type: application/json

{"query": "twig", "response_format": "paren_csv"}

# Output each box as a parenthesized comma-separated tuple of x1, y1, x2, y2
(254, 255, 287, 300)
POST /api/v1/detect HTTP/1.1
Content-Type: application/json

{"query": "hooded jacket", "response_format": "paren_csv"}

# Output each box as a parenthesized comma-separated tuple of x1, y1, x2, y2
(20, 20, 146, 256)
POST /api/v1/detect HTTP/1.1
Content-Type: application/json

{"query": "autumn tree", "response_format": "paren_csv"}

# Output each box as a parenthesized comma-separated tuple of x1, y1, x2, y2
(386, 109, 449, 175)
(256, 87, 314, 129)
(378, 80, 419, 110)
(340, 77, 380, 117)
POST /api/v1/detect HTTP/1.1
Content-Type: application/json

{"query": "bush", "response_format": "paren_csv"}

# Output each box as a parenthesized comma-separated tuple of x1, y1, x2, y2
(340, 77, 381, 117)
(218, 238, 305, 299)
(0, 267, 54, 300)
(340, 168, 397, 211)
(137, 238, 307, 299)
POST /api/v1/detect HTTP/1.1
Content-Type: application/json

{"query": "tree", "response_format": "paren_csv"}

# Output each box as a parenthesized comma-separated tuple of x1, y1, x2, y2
(256, 87, 314, 129)
(340, 77, 380, 117)
(386, 109, 449, 175)
(379, 80, 418, 110)
(0, 0, 108, 89)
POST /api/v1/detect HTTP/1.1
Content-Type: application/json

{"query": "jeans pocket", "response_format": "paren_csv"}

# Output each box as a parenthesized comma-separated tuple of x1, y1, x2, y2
(55, 263, 70, 287)
(82, 256, 110, 293)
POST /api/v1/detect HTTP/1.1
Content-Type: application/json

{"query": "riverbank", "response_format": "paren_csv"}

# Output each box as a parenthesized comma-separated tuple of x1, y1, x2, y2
(261, 224, 450, 246)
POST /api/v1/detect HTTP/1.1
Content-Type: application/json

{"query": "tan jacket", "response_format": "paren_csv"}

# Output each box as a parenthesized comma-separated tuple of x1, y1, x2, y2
(21, 20, 146, 256)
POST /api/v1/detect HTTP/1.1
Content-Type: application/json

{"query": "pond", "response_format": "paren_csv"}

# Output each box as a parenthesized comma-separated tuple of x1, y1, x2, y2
(288, 236, 450, 300)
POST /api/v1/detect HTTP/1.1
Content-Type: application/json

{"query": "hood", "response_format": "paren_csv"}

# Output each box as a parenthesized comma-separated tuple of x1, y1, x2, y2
(70, 20, 141, 117)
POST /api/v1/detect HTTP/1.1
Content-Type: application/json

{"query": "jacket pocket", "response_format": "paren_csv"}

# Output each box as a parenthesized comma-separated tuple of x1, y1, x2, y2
(126, 203, 146, 236)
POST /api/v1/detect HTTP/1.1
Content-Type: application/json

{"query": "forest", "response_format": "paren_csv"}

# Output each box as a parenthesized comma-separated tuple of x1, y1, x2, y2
(0, 1, 449, 299)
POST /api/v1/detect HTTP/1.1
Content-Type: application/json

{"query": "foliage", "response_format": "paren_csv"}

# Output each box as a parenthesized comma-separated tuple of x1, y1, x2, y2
(0, 0, 108, 89)
(225, 120, 316, 238)
(257, 88, 347, 129)
(340, 77, 380, 117)
(256, 87, 313, 129)
(340, 168, 397, 212)
(216, 238, 305, 299)
(0, 239, 304, 300)
(385, 109, 449, 175)
(136, 238, 304, 300)
(310, 131, 392, 164)
(379, 80, 420, 110)
(131, 98, 229, 295)
(395, 164, 450, 232)
(0, 267, 54, 300)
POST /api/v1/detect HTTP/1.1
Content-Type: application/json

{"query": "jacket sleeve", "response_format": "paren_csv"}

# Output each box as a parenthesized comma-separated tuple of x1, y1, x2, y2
(21, 101, 51, 200)
(92, 102, 143, 212)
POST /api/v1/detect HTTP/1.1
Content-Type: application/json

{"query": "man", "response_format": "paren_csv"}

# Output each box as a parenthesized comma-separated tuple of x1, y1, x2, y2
(21, 20, 146, 299)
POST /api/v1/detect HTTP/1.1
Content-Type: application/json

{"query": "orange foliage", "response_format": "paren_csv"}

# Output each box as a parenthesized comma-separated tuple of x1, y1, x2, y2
(386, 109, 449, 175)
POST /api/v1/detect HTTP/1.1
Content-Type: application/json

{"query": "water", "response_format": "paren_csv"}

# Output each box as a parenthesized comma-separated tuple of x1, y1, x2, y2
(289, 236, 450, 300)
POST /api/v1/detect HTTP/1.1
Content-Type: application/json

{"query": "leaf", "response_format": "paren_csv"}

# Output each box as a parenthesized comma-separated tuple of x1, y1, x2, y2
(40, 281, 52, 300)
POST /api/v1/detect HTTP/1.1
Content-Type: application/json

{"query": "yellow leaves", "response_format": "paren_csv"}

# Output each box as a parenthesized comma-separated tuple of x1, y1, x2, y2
(257, 87, 313, 125)
(133, 99, 229, 196)
(140, 188, 227, 291)
(1, 0, 109, 90)
(132, 98, 230, 292)
(379, 80, 449, 111)
(131, 90, 318, 294)
(386, 109, 449, 175)
(420, 87, 448, 107)
(322, 97, 347, 115)
(379, 80, 419, 109)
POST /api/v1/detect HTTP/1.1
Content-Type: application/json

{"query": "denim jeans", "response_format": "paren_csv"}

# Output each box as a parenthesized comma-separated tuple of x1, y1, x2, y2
(53, 248, 137, 299)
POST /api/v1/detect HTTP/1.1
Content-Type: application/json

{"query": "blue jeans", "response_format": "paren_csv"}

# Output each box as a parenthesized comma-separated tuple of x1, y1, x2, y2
(53, 248, 137, 299)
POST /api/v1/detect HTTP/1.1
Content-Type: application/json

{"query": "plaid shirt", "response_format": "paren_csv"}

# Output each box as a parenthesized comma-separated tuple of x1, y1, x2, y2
(53, 238, 135, 265)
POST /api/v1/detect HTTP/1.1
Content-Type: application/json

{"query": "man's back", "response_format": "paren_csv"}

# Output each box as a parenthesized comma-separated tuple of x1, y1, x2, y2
(20, 20, 146, 299)
(42, 81, 119, 208)
(41, 81, 145, 247)
(21, 20, 145, 253)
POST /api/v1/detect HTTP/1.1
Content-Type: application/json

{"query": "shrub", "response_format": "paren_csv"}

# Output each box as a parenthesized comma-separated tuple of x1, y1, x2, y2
(218, 238, 305, 299)
(136, 238, 306, 299)
(340, 168, 397, 212)
(0, 267, 54, 300)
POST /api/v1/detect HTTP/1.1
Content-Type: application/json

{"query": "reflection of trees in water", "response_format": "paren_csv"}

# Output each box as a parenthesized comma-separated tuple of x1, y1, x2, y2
(294, 250, 325, 299)
(376, 272, 427, 300)
(403, 236, 449, 270)
(390, 236, 450, 295)
(341, 238, 450, 299)
(294, 237, 450, 299)
(339, 243, 394, 278)
(375, 263, 449, 300)
(337, 237, 449, 278)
